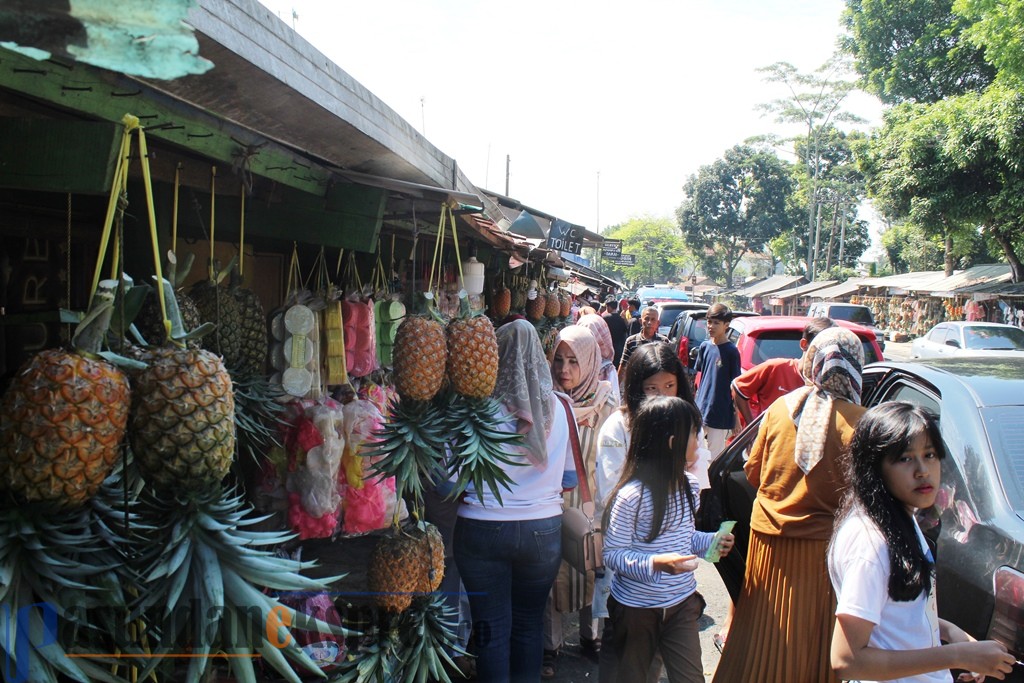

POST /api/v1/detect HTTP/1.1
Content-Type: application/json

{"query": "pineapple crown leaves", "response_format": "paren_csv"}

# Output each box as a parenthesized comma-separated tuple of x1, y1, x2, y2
(334, 593, 464, 683)
(130, 487, 353, 683)
(361, 399, 448, 510)
(443, 395, 525, 506)
(0, 506, 137, 683)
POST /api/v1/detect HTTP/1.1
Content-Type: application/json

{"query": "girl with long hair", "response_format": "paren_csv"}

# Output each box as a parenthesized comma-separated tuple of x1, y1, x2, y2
(602, 395, 734, 682)
(829, 402, 1015, 683)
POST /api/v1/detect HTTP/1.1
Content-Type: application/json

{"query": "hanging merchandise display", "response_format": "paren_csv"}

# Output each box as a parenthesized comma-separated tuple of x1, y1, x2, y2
(340, 251, 378, 379)
(0, 115, 348, 683)
(490, 270, 512, 320)
(372, 241, 405, 368)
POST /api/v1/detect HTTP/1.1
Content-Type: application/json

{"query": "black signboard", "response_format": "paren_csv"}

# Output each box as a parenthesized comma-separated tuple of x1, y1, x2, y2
(547, 219, 583, 255)
(600, 239, 622, 257)
(610, 254, 636, 266)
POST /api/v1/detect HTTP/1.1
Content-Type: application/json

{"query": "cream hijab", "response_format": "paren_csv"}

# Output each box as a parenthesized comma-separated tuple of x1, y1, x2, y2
(494, 319, 554, 466)
(783, 326, 864, 474)
(551, 325, 613, 429)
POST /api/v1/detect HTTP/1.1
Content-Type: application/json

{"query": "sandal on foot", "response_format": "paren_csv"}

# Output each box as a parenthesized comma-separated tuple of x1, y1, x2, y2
(541, 649, 558, 679)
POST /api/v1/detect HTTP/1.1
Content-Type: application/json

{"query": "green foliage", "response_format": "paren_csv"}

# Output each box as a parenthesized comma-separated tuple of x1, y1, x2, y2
(841, 0, 994, 103)
(880, 221, 946, 272)
(955, 0, 1024, 84)
(678, 145, 793, 288)
(601, 215, 692, 287)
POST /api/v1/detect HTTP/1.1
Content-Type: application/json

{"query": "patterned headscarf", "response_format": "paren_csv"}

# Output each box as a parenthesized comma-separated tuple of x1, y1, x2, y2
(783, 326, 864, 474)
(576, 313, 614, 365)
(550, 326, 612, 428)
(494, 319, 554, 466)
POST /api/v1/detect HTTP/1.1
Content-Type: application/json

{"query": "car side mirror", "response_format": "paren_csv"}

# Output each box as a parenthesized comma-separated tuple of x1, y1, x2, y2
(945, 339, 961, 348)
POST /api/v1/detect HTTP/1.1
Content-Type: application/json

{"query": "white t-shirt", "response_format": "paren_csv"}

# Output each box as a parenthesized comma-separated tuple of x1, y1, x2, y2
(596, 409, 712, 515)
(457, 393, 573, 521)
(828, 509, 945, 683)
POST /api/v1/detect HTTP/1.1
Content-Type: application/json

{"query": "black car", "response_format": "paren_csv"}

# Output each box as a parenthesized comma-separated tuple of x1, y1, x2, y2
(667, 309, 759, 369)
(707, 358, 1024, 677)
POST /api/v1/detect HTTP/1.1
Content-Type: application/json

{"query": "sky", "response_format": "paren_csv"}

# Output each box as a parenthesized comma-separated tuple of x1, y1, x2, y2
(255, 0, 884, 244)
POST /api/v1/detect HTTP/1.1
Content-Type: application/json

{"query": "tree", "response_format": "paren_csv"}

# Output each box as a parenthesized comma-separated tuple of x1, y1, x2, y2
(841, 0, 994, 104)
(954, 0, 1024, 84)
(858, 85, 1024, 281)
(880, 221, 945, 272)
(678, 145, 793, 289)
(602, 215, 691, 288)
(757, 60, 863, 279)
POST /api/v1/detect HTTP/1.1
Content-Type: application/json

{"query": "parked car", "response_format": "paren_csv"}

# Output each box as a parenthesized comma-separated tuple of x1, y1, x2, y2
(806, 300, 886, 351)
(726, 315, 884, 372)
(706, 357, 1024, 679)
(635, 285, 692, 304)
(668, 309, 759, 369)
(911, 321, 1024, 359)
(653, 301, 708, 337)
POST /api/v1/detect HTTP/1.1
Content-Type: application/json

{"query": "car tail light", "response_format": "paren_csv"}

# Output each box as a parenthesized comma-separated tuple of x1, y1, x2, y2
(990, 567, 1024, 658)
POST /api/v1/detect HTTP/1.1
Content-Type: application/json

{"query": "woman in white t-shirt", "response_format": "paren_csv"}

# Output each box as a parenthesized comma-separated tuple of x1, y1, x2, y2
(828, 402, 1015, 683)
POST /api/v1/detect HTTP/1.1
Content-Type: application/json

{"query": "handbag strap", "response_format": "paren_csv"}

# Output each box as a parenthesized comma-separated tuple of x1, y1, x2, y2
(556, 393, 592, 505)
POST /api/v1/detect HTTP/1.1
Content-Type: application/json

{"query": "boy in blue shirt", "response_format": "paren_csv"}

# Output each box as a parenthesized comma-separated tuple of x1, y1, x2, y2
(694, 303, 742, 459)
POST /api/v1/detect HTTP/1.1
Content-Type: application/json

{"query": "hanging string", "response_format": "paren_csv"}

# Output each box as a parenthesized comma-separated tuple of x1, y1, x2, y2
(428, 206, 447, 295)
(65, 193, 72, 341)
(208, 167, 217, 280)
(239, 182, 246, 278)
(449, 205, 465, 285)
(172, 163, 181, 254)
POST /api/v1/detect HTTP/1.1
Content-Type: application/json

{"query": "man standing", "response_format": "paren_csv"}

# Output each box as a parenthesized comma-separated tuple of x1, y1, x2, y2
(625, 298, 642, 336)
(731, 317, 835, 428)
(693, 303, 742, 458)
(602, 299, 628, 367)
(617, 306, 667, 380)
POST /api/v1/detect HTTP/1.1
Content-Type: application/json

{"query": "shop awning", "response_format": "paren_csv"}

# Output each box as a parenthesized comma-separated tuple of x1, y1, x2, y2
(865, 271, 948, 294)
(806, 278, 874, 300)
(732, 275, 806, 298)
(925, 264, 1012, 297)
(335, 169, 484, 210)
(772, 280, 838, 300)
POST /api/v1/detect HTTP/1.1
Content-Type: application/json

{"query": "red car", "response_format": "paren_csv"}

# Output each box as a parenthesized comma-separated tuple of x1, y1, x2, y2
(727, 315, 885, 372)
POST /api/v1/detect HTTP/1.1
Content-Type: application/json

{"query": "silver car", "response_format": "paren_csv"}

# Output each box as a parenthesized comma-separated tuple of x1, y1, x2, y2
(911, 321, 1024, 359)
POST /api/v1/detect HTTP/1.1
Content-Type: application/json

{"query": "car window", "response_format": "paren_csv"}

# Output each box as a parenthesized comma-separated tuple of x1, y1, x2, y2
(827, 304, 875, 326)
(690, 319, 708, 343)
(929, 325, 948, 342)
(982, 407, 1024, 513)
(943, 327, 961, 346)
(882, 382, 941, 415)
(659, 308, 683, 330)
(964, 326, 1024, 351)
(744, 330, 880, 366)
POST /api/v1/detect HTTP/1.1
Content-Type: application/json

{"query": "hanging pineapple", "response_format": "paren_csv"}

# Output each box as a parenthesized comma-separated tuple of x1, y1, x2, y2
(135, 251, 202, 348)
(525, 280, 546, 322)
(544, 286, 562, 319)
(511, 274, 528, 312)
(367, 520, 445, 613)
(392, 307, 448, 402)
(559, 289, 572, 318)
(0, 280, 130, 507)
(192, 261, 267, 377)
(491, 272, 511, 320)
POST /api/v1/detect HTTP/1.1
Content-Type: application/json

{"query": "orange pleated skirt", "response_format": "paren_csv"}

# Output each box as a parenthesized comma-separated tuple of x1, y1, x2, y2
(711, 531, 838, 683)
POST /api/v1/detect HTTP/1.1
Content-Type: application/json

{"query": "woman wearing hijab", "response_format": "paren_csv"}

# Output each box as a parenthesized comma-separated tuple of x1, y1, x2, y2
(712, 327, 867, 683)
(454, 319, 575, 683)
(576, 312, 621, 403)
(542, 325, 618, 678)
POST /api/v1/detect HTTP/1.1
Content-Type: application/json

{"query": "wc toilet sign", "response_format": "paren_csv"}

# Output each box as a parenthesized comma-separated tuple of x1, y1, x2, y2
(547, 219, 583, 255)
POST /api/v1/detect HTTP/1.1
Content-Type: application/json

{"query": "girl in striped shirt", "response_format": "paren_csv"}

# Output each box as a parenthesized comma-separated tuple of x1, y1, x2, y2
(602, 395, 734, 683)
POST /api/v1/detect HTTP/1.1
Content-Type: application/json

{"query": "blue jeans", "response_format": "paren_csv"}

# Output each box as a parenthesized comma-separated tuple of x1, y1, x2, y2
(454, 514, 562, 683)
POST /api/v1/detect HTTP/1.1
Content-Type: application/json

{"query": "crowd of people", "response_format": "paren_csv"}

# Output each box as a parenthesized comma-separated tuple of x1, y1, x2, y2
(437, 297, 1016, 683)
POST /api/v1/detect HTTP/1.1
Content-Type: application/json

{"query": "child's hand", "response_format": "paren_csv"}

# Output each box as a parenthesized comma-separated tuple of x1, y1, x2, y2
(716, 533, 736, 557)
(653, 553, 698, 575)
(952, 640, 1015, 680)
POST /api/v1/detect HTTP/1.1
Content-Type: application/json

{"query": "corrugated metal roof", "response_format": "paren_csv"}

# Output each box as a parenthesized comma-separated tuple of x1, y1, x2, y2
(806, 278, 874, 300)
(772, 280, 838, 300)
(925, 264, 1012, 296)
(865, 270, 949, 292)
(966, 280, 1024, 296)
(732, 275, 806, 298)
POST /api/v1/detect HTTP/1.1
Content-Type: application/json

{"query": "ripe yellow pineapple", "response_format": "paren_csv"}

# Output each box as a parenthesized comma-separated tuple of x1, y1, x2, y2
(446, 315, 499, 399)
(544, 289, 562, 318)
(0, 282, 129, 508)
(525, 292, 546, 322)
(491, 285, 511, 320)
(392, 315, 447, 401)
(368, 522, 445, 613)
(129, 345, 235, 493)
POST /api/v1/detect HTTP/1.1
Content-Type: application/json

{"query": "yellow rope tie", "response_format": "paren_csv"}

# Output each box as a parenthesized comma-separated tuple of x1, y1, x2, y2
(208, 166, 217, 280)
(428, 205, 447, 295)
(91, 124, 131, 296)
(239, 183, 246, 278)
(136, 126, 171, 344)
(449, 205, 465, 285)
(172, 163, 181, 254)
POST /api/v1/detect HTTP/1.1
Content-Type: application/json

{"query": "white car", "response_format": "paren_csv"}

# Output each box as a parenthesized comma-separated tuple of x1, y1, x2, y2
(910, 321, 1024, 359)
